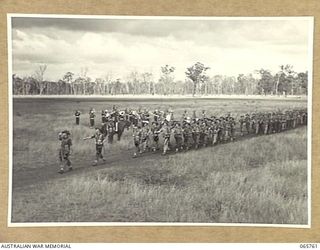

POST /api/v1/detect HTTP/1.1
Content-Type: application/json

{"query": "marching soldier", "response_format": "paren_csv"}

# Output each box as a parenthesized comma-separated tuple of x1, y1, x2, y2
(173, 123, 183, 152)
(219, 118, 226, 142)
(191, 121, 200, 148)
(83, 128, 106, 166)
(132, 125, 142, 158)
(199, 122, 208, 147)
(74, 110, 81, 125)
(239, 115, 245, 136)
(101, 110, 107, 123)
(207, 121, 214, 146)
(58, 130, 72, 174)
(182, 122, 191, 150)
(212, 121, 220, 145)
(106, 120, 115, 144)
(181, 110, 188, 122)
(140, 121, 150, 152)
(245, 114, 251, 134)
(151, 122, 161, 152)
(229, 117, 236, 141)
(161, 121, 171, 155)
(224, 118, 231, 142)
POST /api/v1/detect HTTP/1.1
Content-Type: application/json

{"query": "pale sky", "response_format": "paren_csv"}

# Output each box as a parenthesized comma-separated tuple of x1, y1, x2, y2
(11, 17, 312, 81)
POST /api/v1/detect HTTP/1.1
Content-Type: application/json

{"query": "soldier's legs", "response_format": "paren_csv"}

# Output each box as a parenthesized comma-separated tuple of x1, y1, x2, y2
(213, 134, 218, 145)
(255, 124, 259, 135)
(163, 138, 169, 154)
(142, 140, 147, 152)
(184, 136, 189, 150)
(76, 117, 80, 125)
(199, 134, 204, 146)
(58, 150, 65, 173)
(65, 154, 72, 170)
(90, 118, 94, 128)
(108, 134, 114, 144)
(264, 124, 268, 134)
(153, 137, 159, 151)
(133, 142, 140, 157)
(246, 124, 250, 134)
(194, 134, 199, 148)
(208, 135, 213, 145)
(224, 131, 229, 142)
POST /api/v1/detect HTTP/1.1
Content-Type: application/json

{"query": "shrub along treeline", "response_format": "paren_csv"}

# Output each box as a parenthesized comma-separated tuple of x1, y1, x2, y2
(12, 63, 308, 96)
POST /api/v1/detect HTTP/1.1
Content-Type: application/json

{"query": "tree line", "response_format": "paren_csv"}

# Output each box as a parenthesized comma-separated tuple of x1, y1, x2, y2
(12, 63, 308, 96)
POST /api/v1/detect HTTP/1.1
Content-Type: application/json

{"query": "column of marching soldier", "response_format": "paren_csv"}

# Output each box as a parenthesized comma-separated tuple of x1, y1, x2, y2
(57, 106, 308, 174)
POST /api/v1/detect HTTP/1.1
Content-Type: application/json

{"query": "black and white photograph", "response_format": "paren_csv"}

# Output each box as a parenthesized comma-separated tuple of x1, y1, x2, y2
(8, 15, 313, 226)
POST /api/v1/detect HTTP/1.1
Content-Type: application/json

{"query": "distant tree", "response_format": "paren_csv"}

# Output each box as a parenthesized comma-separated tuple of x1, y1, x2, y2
(141, 72, 154, 95)
(297, 71, 308, 95)
(34, 64, 47, 95)
(185, 62, 210, 96)
(256, 69, 274, 95)
(275, 65, 295, 95)
(159, 65, 175, 95)
(62, 72, 74, 94)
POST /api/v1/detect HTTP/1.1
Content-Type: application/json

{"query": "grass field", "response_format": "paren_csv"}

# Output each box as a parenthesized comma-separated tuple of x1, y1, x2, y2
(11, 97, 308, 224)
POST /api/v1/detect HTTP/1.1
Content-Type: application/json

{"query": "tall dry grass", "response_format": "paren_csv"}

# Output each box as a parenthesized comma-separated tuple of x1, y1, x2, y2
(12, 127, 308, 224)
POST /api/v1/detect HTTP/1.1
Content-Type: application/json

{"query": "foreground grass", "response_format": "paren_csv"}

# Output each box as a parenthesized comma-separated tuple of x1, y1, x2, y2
(12, 127, 308, 224)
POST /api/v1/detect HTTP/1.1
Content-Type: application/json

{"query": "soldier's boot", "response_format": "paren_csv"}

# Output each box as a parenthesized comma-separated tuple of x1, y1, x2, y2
(58, 165, 64, 174)
(162, 148, 167, 155)
(92, 160, 98, 166)
(175, 148, 179, 153)
(68, 165, 73, 171)
(133, 152, 137, 158)
(102, 158, 106, 162)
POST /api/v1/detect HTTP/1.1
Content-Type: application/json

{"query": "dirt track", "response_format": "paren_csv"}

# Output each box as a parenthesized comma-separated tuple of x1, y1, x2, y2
(12, 127, 305, 189)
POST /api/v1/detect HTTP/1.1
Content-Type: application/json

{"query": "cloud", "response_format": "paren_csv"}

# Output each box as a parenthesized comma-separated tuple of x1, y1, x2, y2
(11, 17, 311, 81)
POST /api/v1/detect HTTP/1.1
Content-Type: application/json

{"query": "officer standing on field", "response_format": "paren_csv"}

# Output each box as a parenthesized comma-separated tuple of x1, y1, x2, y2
(89, 108, 96, 128)
(75, 110, 81, 125)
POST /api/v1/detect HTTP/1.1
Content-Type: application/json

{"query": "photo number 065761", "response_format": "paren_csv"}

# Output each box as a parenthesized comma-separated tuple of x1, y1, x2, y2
(8, 15, 313, 227)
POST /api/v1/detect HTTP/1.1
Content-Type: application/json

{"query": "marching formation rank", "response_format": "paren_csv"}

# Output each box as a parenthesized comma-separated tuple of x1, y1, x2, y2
(58, 107, 307, 173)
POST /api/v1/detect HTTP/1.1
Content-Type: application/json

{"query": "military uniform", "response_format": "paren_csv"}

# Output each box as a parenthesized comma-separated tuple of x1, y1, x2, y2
(140, 124, 150, 152)
(191, 122, 200, 148)
(58, 131, 72, 174)
(75, 110, 81, 125)
(213, 122, 220, 145)
(182, 123, 191, 150)
(245, 114, 251, 134)
(89, 109, 95, 128)
(106, 122, 115, 144)
(199, 122, 208, 147)
(89, 129, 106, 166)
(161, 123, 171, 155)
(101, 110, 107, 123)
(173, 123, 183, 152)
(239, 116, 245, 136)
(151, 122, 161, 151)
(132, 126, 142, 157)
